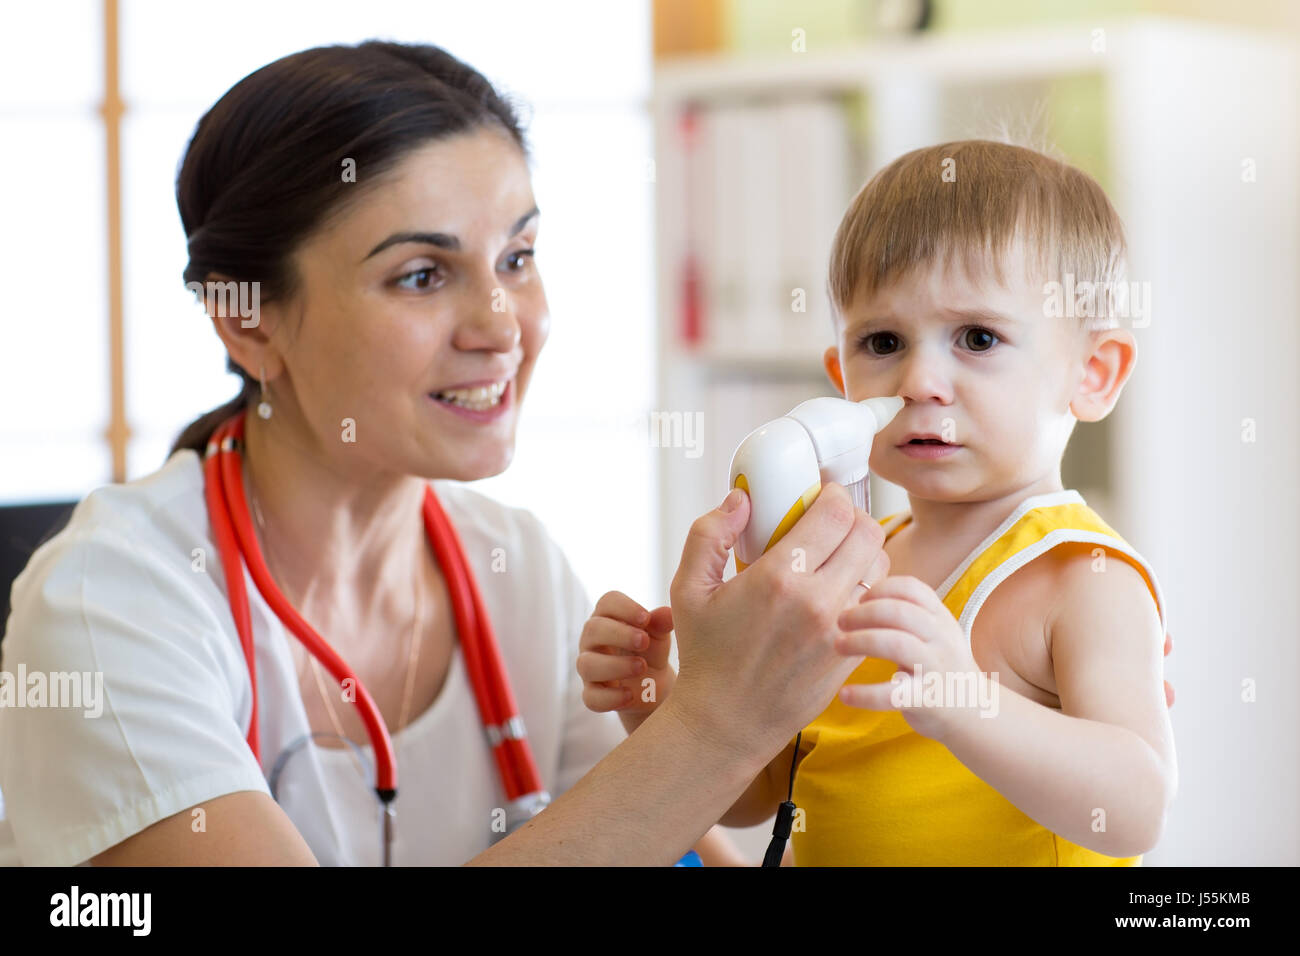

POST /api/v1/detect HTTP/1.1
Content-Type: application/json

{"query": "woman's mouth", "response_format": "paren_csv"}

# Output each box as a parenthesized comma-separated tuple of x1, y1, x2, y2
(429, 379, 512, 421)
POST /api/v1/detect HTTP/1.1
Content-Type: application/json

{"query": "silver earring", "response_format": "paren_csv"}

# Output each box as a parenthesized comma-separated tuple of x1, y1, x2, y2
(257, 366, 272, 420)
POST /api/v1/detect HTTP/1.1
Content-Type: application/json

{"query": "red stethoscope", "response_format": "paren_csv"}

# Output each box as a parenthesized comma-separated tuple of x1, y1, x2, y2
(203, 409, 551, 864)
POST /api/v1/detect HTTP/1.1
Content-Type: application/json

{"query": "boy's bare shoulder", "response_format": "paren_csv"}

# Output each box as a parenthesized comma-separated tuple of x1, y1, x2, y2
(971, 539, 1157, 707)
(969, 547, 1061, 706)
(1032, 540, 1160, 658)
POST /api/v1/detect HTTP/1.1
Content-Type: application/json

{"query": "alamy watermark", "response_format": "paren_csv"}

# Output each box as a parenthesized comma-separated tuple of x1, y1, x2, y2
(186, 279, 261, 328)
(648, 410, 703, 459)
(50, 886, 150, 935)
(0, 666, 103, 718)
(1043, 274, 1150, 328)
(534, 409, 705, 459)
(890, 665, 1000, 718)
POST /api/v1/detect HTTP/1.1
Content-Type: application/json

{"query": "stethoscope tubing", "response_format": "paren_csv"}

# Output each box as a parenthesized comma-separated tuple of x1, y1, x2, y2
(203, 410, 549, 818)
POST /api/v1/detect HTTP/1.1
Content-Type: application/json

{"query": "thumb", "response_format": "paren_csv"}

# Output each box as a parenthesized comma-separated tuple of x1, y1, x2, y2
(671, 488, 751, 603)
(646, 605, 674, 636)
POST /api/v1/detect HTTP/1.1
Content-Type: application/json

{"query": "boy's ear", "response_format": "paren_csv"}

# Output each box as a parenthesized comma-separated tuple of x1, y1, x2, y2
(823, 346, 846, 396)
(1069, 329, 1137, 423)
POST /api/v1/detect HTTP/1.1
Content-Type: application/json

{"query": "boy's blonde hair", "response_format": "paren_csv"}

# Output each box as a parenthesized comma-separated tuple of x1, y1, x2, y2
(828, 140, 1127, 333)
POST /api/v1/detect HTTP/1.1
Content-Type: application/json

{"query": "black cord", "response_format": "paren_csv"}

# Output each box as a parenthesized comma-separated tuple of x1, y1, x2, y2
(761, 730, 801, 868)
(786, 730, 800, 798)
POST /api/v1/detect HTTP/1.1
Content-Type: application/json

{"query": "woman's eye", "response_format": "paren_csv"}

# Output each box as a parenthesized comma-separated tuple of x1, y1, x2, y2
(504, 248, 536, 272)
(857, 331, 900, 355)
(963, 327, 999, 351)
(395, 266, 441, 291)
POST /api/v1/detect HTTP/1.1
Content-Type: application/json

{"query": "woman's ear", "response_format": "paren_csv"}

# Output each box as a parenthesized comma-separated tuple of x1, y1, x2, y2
(198, 273, 285, 381)
(823, 346, 846, 396)
(1069, 328, 1137, 423)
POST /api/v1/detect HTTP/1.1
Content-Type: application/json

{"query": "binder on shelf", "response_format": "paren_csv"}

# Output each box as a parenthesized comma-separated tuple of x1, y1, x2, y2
(674, 97, 854, 366)
(775, 97, 852, 356)
(704, 104, 747, 354)
(677, 108, 705, 347)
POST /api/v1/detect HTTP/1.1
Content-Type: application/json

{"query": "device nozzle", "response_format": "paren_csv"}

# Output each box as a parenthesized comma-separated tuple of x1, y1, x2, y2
(859, 396, 905, 433)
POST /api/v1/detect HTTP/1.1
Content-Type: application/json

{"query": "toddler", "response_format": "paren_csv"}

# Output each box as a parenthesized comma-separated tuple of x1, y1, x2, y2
(580, 140, 1175, 866)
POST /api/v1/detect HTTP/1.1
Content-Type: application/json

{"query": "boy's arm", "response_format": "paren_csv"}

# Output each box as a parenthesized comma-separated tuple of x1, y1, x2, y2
(940, 545, 1177, 858)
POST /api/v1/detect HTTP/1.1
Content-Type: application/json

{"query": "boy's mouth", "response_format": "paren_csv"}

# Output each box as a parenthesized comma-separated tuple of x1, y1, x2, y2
(898, 432, 958, 446)
(897, 432, 963, 459)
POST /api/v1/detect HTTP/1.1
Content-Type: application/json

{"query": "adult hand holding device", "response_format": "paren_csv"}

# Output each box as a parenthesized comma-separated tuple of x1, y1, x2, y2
(665, 481, 890, 759)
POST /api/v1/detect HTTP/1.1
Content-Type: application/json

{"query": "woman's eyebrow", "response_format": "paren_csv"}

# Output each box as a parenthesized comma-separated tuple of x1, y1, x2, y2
(361, 206, 540, 261)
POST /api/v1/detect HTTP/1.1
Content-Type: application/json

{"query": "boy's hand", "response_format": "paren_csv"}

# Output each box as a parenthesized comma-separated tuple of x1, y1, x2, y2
(578, 590, 677, 717)
(833, 580, 1177, 732)
(833, 575, 985, 743)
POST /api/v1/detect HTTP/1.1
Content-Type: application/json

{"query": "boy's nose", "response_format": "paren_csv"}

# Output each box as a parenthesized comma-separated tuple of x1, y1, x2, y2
(894, 351, 954, 405)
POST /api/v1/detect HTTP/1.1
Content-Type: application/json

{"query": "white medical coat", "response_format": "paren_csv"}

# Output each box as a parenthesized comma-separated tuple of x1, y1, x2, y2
(0, 450, 625, 865)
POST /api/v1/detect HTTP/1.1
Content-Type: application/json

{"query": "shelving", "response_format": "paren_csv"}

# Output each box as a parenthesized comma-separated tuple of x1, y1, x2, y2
(650, 17, 1300, 610)
(650, 17, 1300, 866)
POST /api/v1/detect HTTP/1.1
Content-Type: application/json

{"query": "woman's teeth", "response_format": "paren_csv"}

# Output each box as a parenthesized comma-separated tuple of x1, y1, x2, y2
(434, 381, 508, 411)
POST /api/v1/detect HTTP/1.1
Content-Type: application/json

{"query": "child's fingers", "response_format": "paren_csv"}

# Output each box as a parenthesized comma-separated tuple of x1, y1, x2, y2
(579, 616, 649, 654)
(836, 597, 931, 641)
(834, 627, 923, 668)
(637, 606, 675, 671)
(591, 590, 651, 628)
(577, 650, 646, 684)
(643, 646, 672, 673)
(642, 629, 674, 671)
(582, 683, 632, 712)
(838, 680, 896, 711)
(646, 605, 673, 635)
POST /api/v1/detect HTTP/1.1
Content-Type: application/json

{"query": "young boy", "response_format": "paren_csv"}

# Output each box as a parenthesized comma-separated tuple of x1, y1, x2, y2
(579, 140, 1176, 865)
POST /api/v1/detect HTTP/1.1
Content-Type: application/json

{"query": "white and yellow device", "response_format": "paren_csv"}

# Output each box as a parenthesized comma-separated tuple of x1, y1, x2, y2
(729, 395, 905, 571)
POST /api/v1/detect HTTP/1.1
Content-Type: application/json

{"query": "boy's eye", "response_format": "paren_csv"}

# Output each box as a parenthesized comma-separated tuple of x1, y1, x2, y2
(856, 328, 1000, 355)
(963, 327, 998, 351)
(857, 331, 900, 355)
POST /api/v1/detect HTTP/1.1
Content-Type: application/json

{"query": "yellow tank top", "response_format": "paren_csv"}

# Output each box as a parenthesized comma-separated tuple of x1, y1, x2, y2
(789, 489, 1167, 866)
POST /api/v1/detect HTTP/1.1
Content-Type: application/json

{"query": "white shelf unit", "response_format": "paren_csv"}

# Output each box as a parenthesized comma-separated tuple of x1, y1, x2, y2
(652, 18, 1300, 865)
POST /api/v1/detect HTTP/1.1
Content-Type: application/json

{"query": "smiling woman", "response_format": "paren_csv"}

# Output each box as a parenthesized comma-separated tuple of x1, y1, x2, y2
(212, 130, 550, 490)
(0, 40, 759, 867)
(0, 33, 908, 870)
(0, 41, 572, 866)
(169, 44, 544, 476)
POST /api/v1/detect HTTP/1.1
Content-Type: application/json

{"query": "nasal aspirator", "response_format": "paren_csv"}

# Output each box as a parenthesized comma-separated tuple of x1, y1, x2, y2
(728, 396, 904, 571)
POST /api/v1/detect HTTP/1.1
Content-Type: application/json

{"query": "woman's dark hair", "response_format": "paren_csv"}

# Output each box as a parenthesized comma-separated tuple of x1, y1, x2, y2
(169, 40, 530, 457)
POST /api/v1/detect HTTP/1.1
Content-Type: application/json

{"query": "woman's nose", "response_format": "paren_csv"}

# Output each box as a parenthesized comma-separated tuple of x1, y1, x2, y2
(454, 280, 522, 353)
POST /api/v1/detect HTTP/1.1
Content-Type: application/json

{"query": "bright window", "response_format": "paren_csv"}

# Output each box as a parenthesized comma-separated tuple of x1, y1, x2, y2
(1, 0, 656, 609)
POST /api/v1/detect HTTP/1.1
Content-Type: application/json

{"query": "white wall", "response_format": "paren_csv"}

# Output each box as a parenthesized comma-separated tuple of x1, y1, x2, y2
(1108, 22, 1300, 865)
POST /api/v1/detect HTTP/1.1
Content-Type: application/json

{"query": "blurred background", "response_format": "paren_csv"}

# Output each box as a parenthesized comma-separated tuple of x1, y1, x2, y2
(1, 0, 1296, 865)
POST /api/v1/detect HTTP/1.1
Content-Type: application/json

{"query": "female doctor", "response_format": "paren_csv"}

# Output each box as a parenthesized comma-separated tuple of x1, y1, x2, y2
(0, 40, 888, 866)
